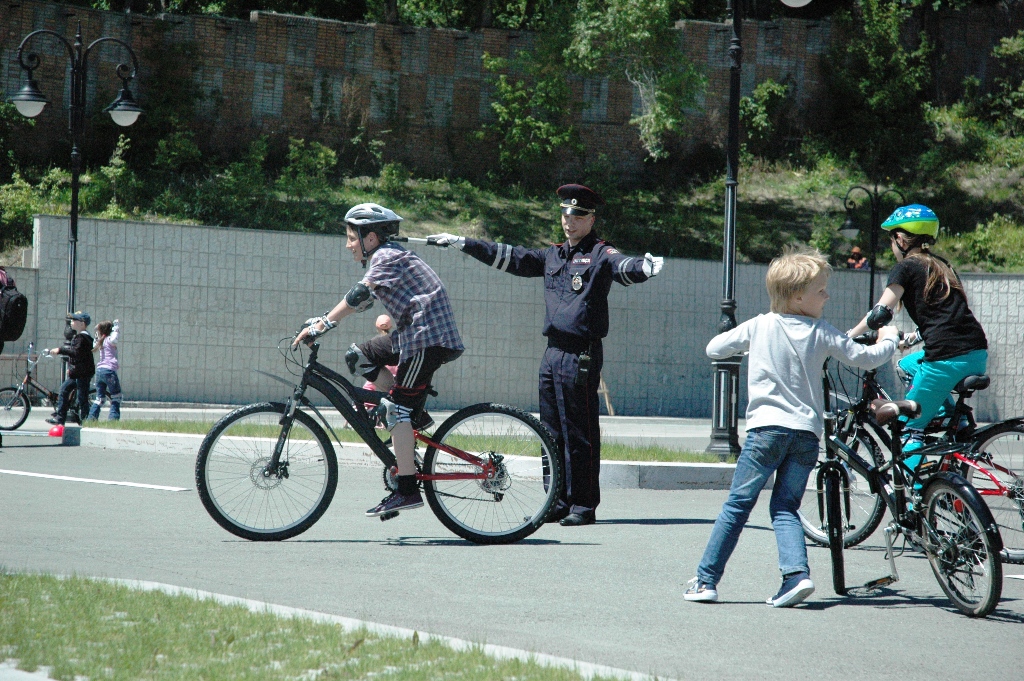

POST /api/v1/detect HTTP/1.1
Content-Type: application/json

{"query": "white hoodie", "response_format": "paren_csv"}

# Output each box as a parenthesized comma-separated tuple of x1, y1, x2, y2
(707, 313, 897, 438)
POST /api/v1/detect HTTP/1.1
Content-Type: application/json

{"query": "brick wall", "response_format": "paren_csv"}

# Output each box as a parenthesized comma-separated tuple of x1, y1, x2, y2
(4, 1, 1020, 181)
(5, 215, 1022, 422)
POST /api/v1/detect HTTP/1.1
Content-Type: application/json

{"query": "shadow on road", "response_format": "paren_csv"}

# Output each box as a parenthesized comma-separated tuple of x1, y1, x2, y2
(800, 588, 1024, 622)
(270, 537, 599, 547)
(596, 518, 773, 532)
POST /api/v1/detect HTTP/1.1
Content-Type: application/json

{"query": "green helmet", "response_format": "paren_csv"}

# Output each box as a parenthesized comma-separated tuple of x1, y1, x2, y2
(881, 204, 939, 238)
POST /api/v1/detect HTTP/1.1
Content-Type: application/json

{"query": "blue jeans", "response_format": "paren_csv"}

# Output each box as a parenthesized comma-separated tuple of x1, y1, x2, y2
(696, 426, 819, 586)
(55, 376, 91, 423)
(87, 369, 122, 420)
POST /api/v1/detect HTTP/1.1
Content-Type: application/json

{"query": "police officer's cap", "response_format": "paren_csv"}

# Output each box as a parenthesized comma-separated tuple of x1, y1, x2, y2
(557, 184, 604, 216)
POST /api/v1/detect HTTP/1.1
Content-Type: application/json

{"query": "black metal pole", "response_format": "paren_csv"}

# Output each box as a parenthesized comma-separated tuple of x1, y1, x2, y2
(708, 0, 743, 459)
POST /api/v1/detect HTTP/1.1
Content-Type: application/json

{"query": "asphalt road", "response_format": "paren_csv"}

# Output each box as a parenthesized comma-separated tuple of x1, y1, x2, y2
(1, 435, 1022, 680)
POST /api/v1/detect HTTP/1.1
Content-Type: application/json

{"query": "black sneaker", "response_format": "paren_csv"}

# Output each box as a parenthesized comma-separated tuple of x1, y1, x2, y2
(365, 491, 424, 517)
(766, 572, 814, 608)
(45, 417, 64, 425)
(412, 410, 434, 431)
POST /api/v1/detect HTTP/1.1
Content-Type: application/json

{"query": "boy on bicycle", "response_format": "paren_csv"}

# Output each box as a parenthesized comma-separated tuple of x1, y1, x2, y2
(294, 203, 464, 518)
(46, 311, 95, 426)
(684, 248, 899, 607)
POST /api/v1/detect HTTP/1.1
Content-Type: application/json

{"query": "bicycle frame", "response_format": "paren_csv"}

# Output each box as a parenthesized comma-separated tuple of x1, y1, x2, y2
(264, 342, 493, 483)
(13, 343, 58, 404)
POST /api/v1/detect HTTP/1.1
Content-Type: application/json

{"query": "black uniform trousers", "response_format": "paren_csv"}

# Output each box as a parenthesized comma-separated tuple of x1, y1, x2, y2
(538, 337, 603, 514)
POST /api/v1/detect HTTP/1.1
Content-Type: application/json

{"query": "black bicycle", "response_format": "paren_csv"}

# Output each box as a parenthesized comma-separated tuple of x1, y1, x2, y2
(817, 390, 1003, 617)
(800, 334, 1024, 564)
(195, 334, 563, 545)
(0, 342, 93, 430)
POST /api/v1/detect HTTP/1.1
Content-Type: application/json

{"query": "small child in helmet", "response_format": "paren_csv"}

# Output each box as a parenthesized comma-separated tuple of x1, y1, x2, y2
(294, 203, 464, 518)
(847, 204, 988, 457)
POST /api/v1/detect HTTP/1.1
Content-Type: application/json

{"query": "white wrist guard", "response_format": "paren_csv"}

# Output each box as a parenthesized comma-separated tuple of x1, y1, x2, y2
(304, 314, 337, 338)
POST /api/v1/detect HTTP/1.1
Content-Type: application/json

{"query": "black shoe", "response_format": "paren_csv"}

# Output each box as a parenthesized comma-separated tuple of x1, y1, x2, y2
(412, 409, 434, 431)
(560, 511, 596, 526)
(545, 505, 571, 524)
(45, 417, 64, 425)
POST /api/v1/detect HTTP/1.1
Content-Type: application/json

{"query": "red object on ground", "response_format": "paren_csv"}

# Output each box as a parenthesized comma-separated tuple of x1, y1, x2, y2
(48, 425, 64, 437)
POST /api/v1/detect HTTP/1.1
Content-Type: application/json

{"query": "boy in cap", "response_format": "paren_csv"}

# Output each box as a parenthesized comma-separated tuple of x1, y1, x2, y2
(46, 311, 95, 426)
(429, 184, 664, 526)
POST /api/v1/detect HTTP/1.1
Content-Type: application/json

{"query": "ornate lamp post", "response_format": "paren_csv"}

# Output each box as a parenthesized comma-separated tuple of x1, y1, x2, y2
(9, 22, 143, 378)
(707, 0, 813, 459)
(840, 185, 907, 304)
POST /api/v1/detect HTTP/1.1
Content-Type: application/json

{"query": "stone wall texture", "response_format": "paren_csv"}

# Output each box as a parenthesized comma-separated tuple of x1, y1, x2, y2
(2, 215, 1021, 423)
(3, 1, 1022, 180)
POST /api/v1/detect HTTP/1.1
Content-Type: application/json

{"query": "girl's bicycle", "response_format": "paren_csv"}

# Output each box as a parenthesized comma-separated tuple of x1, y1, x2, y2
(800, 333, 1024, 564)
(813, 360, 1003, 617)
(0, 342, 91, 430)
(195, 334, 563, 545)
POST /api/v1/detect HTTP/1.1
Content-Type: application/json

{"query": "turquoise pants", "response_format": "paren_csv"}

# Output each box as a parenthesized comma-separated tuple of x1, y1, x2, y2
(898, 349, 988, 430)
(899, 349, 987, 474)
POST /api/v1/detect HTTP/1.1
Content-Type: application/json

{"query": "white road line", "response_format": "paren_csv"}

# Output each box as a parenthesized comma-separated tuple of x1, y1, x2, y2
(0, 468, 188, 492)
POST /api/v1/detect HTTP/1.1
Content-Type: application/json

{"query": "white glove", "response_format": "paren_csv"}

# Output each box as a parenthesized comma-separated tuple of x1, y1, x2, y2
(642, 253, 664, 277)
(303, 314, 336, 338)
(428, 233, 466, 250)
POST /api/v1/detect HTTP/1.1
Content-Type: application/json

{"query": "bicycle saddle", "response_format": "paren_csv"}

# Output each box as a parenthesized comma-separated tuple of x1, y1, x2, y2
(870, 399, 922, 425)
(953, 375, 989, 393)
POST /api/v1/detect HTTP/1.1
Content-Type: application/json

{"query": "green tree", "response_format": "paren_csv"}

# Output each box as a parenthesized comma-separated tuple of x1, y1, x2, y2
(563, 0, 703, 160)
(818, 0, 932, 182)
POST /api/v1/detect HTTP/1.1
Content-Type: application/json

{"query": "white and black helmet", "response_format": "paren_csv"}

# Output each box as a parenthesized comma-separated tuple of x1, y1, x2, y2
(344, 203, 403, 239)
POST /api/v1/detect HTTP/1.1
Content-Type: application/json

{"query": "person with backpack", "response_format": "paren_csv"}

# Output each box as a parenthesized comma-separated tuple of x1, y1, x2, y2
(0, 266, 29, 354)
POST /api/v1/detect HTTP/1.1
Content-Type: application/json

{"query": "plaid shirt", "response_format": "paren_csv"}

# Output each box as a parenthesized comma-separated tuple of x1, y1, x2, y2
(363, 244, 464, 362)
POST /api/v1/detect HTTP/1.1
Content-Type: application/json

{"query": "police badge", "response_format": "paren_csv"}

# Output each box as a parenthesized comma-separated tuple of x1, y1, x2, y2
(572, 272, 583, 291)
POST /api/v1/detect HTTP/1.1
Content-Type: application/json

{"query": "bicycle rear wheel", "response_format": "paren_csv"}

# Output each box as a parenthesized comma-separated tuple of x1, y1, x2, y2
(799, 433, 886, 547)
(422, 403, 561, 545)
(195, 402, 338, 541)
(966, 423, 1024, 564)
(0, 387, 30, 430)
(923, 478, 1002, 618)
(824, 467, 846, 595)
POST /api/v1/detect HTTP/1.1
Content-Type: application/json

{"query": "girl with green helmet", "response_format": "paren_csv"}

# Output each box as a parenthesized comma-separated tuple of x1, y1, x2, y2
(848, 204, 988, 454)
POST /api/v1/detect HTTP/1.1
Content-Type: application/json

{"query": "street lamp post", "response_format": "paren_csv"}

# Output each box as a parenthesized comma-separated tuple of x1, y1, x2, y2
(841, 185, 907, 304)
(706, 0, 814, 459)
(706, 0, 745, 460)
(9, 22, 143, 378)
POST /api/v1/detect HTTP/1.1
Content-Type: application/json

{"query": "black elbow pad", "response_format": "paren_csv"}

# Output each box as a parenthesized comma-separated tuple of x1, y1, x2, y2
(345, 282, 374, 312)
(866, 304, 893, 330)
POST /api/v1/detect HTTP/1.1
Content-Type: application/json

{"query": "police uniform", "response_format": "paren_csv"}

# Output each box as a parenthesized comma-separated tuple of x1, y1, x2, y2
(459, 185, 656, 525)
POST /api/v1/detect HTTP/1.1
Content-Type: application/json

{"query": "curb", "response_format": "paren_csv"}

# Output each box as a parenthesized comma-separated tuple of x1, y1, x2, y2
(79, 428, 754, 491)
(105, 579, 672, 681)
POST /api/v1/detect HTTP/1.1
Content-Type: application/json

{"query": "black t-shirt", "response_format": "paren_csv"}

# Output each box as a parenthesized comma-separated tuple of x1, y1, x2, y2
(887, 255, 987, 361)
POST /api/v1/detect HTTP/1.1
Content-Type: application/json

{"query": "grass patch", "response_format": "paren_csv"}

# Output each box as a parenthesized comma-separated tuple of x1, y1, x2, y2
(85, 419, 723, 462)
(0, 572, 612, 681)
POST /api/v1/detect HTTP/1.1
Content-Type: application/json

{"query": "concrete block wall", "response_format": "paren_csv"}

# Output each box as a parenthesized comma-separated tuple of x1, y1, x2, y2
(8, 215, 1023, 422)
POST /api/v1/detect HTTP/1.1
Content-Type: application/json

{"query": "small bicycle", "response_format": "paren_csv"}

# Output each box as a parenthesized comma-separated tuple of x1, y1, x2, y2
(816, 383, 1003, 617)
(0, 342, 92, 430)
(194, 333, 563, 545)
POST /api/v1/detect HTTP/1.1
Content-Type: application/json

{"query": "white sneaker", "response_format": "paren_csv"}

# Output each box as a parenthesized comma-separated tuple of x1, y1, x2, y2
(684, 577, 719, 603)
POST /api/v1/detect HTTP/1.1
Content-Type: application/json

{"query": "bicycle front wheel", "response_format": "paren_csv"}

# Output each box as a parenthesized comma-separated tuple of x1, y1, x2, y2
(799, 433, 886, 547)
(967, 423, 1024, 564)
(423, 403, 562, 545)
(0, 387, 30, 431)
(195, 402, 338, 541)
(923, 478, 1002, 618)
(824, 468, 846, 595)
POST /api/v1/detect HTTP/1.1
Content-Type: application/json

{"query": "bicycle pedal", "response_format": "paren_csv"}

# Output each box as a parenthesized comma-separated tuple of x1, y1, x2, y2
(863, 576, 898, 590)
(379, 510, 399, 522)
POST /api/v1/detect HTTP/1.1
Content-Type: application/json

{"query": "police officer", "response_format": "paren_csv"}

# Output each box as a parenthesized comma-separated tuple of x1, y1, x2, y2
(429, 184, 664, 526)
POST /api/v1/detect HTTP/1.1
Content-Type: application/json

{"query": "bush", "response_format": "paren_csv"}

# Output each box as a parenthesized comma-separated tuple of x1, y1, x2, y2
(945, 214, 1024, 272)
